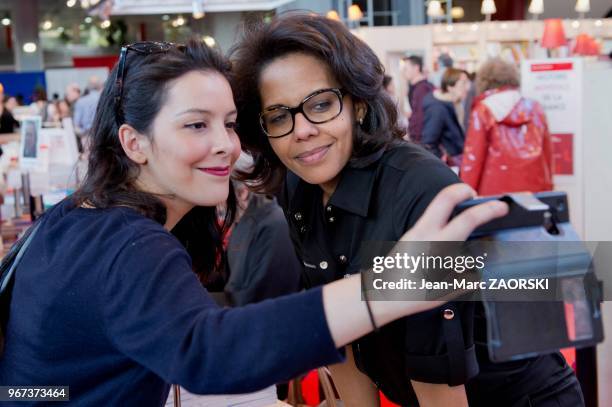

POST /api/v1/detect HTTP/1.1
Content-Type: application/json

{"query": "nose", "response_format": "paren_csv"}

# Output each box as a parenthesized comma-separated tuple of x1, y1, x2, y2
(211, 124, 238, 157)
(292, 112, 318, 141)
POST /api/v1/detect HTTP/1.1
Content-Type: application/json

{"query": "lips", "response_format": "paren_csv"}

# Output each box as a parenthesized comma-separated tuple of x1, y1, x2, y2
(199, 166, 230, 177)
(295, 144, 332, 165)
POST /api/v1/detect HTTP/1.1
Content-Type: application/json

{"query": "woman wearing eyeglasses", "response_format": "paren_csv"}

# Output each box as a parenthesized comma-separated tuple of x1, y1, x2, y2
(231, 13, 584, 407)
(0, 39, 507, 406)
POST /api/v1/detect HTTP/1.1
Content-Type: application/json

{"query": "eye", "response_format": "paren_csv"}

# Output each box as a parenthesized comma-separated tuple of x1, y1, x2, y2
(268, 111, 290, 125)
(312, 101, 332, 112)
(225, 121, 238, 130)
(185, 122, 207, 130)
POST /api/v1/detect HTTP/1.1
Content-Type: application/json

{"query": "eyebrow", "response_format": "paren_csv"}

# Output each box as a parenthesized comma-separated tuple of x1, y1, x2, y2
(176, 108, 237, 117)
(263, 87, 336, 111)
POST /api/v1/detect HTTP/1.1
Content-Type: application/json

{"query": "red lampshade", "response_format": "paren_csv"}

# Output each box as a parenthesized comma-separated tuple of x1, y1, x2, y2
(573, 33, 601, 56)
(573, 33, 591, 55)
(541, 19, 567, 49)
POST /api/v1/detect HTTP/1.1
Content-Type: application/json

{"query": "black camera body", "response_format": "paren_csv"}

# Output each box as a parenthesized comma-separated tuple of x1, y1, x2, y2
(454, 191, 604, 362)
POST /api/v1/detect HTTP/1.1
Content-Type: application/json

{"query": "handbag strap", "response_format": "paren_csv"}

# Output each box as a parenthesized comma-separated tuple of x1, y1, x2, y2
(0, 219, 44, 294)
(172, 384, 181, 407)
(0, 217, 44, 355)
(317, 368, 338, 407)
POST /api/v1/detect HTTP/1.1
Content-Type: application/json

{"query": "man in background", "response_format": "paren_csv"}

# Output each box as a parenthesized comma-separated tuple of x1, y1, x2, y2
(402, 55, 434, 143)
(0, 83, 19, 134)
(73, 76, 103, 151)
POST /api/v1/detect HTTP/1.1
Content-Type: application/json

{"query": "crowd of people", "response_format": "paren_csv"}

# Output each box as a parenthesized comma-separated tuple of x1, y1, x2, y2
(394, 54, 554, 196)
(0, 76, 103, 147)
(0, 11, 578, 407)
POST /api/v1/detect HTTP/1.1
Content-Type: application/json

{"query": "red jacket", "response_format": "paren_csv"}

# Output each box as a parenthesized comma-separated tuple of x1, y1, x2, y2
(460, 88, 553, 196)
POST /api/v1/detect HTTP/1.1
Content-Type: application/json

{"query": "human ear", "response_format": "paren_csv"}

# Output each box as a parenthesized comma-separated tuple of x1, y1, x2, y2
(118, 124, 150, 165)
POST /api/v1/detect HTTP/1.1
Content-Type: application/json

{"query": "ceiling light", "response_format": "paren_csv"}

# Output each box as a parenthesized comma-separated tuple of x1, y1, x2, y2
(575, 0, 590, 13)
(427, 1, 444, 18)
(326, 10, 340, 21)
(528, 0, 544, 15)
(23, 42, 37, 53)
(203, 36, 216, 47)
(481, 0, 497, 15)
(192, 0, 205, 19)
(348, 5, 363, 21)
(451, 7, 465, 20)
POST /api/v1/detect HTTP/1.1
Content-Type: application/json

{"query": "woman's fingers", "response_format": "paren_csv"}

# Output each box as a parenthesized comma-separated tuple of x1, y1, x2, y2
(401, 183, 509, 242)
(404, 184, 476, 240)
(441, 200, 509, 241)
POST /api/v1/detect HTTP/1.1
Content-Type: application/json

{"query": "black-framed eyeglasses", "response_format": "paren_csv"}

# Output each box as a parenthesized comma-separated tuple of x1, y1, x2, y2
(114, 41, 185, 110)
(259, 88, 346, 139)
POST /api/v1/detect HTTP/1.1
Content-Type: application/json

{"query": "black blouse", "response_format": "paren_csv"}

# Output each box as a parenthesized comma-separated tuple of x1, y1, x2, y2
(279, 143, 477, 404)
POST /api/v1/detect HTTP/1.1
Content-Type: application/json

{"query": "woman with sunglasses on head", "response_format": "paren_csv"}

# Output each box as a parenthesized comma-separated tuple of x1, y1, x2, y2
(231, 13, 584, 407)
(0, 39, 506, 406)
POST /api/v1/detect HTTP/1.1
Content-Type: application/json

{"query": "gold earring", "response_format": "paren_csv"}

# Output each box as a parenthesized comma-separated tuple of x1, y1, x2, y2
(359, 117, 364, 125)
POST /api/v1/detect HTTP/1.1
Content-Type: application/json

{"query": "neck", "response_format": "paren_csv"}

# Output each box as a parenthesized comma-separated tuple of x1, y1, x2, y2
(410, 74, 425, 85)
(320, 178, 339, 206)
(433, 89, 456, 103)
(162, 198, 193, 231)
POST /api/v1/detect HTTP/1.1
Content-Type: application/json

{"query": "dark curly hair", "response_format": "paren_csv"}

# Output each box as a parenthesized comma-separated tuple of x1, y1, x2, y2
(72, 38, 235, 282)
(230, 12, 405, 193)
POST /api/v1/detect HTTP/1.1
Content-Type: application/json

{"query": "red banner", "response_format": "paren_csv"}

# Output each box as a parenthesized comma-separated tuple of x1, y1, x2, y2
(531, 62, 574, 72)
(552, 133, 573, 175)
(72, 55, 119, 71)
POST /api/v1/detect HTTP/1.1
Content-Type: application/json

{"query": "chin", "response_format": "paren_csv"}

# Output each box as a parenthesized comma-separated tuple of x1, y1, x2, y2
(296, 167, 340, 186)
(192, 188, 229, 207)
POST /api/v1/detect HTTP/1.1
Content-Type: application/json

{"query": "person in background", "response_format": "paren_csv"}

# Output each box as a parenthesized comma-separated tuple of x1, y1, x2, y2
(383, 74, 408, 133)
(460, 58, 554, 195)
(224, 151, 301, 306)
(65, 82, 81, 106)
(0, 83, 19, 134)
(382, 75, 395, 97)
(56, 100, 72, 120)
(73, 76, 103, 142)
(430, 52, 454, 89)
(402, 55, 434, 143)
(30, 88, 56, 123)
(422, 68, 470, 167)
(4, 96, 19, 113)
(64, 82, 81, 118)
(462, 71, 477, 130)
